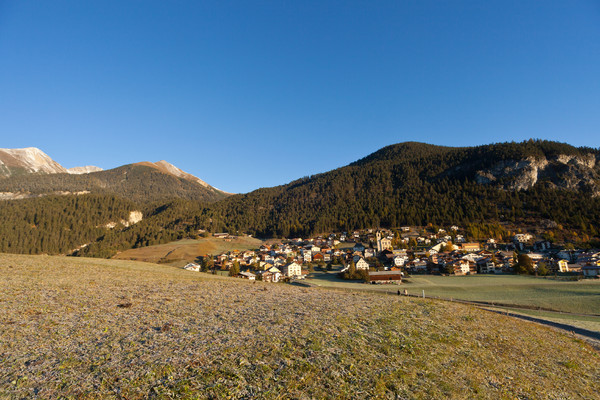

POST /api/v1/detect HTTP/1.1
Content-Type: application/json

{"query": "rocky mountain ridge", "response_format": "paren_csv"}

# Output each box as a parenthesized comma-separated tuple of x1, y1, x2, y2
(0, 147, 68, 176)
(0, 147, 228, 202)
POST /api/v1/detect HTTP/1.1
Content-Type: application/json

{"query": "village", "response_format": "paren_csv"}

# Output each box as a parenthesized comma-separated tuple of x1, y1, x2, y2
(182, 226, 600, 284)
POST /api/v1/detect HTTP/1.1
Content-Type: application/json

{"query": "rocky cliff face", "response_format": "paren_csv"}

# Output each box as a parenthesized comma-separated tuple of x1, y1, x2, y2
(475, 153, 600, 196)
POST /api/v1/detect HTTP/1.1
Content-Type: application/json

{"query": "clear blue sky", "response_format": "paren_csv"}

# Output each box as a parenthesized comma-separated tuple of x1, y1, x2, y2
(1, 1, 599, 193)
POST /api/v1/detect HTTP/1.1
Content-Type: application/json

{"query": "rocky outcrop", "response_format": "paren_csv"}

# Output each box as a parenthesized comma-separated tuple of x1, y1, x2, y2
(475, 154, 600, 196)
(104, 211, 143, 229)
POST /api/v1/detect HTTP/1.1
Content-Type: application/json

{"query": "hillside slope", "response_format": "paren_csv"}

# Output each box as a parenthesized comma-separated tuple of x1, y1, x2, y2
(2, 140, 599, 258)
(0, 147, 228, 203)
(207, 140, 600, 237)
(1, 254, 598, 399)
(0, 162, 228, 203)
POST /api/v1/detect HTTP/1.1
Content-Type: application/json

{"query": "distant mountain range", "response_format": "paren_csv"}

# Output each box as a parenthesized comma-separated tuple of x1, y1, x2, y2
(0, 147, 228, 203)
(1, 140, 599, 257)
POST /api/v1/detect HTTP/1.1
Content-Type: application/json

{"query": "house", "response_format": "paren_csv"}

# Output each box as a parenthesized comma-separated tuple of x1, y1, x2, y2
(527, 253, 544, 263)
(393, 255, 406, 267)
(368, 271, 402, 283)
(238, 271, 256, 281)
(461, 243, 481, 252)
(409, 260, 428, 272)
(513, 234, 533, 243)
(354, 257, 370, 270)
(183, 263, 200, 272)
(476, 258, 502, 274)
(259, 266, 282, 283)
(448, 260, 471, 275)
(534, 241, 551, 251)
(430, 242, 447, 253)
(313, 253, 324, 262)
(259, 245, 271, 252)
(282, 262, 302, 278)
(557, 259, 569, 273)
(353, 243, 366, 252)
(302, 251, 312, 263)
(364, 248, 376, 258)
(582, 265, 600, 278)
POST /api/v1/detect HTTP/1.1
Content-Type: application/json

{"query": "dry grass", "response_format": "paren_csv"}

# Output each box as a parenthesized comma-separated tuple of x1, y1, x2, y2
(0, 253, 599, 399)
(112, 236, 264, 263)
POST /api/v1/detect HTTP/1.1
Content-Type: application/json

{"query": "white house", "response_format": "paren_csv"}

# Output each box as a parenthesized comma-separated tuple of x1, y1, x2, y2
(513, 233, 533, 243)
(364, 248, 376, 258)
(557, 260, 569, 273)
(282, 262, 302, 278)
(302, 251, 312, 263)
(393, 255, 406, 267)
(183, 263, 200, 272)
(355, 258, 370, 270)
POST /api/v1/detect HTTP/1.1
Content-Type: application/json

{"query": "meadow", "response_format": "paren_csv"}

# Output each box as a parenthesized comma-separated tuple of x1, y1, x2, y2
(1, 253, 599, 399)
(306, 271, 600, 315)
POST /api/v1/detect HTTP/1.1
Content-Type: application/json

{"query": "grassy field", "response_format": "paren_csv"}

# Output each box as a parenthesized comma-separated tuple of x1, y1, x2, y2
(1, 254, 599, 399)
(483, 307, 600, 334)
(113, 236, 264, 264)
(306, 271, 600, 315)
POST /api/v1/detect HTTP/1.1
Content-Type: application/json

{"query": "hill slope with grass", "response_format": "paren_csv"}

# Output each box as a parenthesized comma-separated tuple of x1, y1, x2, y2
(1, 253, 598, 399)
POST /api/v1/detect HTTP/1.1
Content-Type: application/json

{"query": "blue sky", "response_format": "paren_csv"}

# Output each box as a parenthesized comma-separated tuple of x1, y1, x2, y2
(1, 1, 599, 193)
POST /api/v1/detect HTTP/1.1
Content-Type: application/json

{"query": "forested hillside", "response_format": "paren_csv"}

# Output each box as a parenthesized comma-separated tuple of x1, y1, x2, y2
(0, 164, 228, 203)
(205, 140, 600, 237)
(0, 195, 138, 254)
(1, 140, 599, 257)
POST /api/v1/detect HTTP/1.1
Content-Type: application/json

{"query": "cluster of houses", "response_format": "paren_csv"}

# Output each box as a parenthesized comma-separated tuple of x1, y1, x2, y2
(182, 227, 600, 282)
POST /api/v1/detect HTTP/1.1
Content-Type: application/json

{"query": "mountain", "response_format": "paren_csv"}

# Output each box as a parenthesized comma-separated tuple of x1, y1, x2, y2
(204, 140, 600, 237)
(1, 140, 599, 258)
(0, 147, 68, 176)
(133, 160, 228, 193)
(0, 148, 228, 203)
(68, 166, 104, 174)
